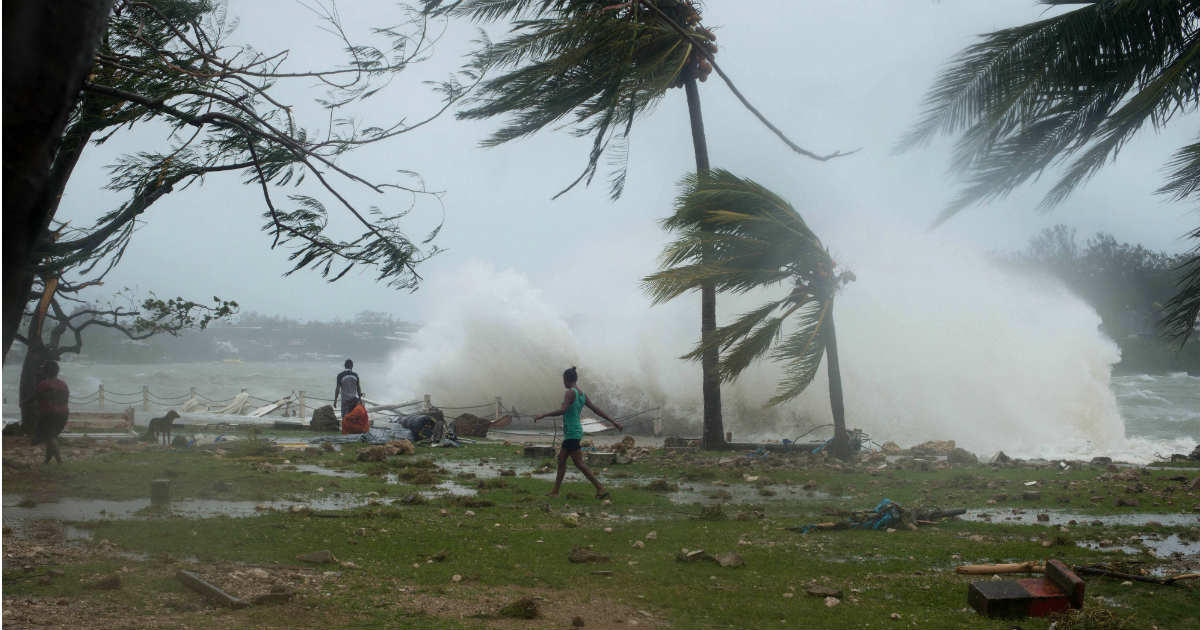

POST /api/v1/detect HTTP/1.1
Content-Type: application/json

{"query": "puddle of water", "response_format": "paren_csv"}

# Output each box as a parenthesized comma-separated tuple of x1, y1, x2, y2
(2, 493, 376, 527)
(964, 509, 1200, 527)
(1078, 534, 1196, 559)
(289, 464, 365, 478)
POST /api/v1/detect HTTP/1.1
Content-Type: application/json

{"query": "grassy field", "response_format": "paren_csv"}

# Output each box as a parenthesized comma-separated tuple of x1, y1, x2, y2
(3, 436, 1197, 629)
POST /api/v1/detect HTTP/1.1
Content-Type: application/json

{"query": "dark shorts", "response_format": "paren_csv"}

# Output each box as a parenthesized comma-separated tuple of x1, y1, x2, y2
(341, 399, 356, 417)
(37, 411, 68, 440)
(561, 439, 581, 453)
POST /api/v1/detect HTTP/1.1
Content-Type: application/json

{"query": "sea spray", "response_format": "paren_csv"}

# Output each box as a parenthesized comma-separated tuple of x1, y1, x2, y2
(383, 235, 1187, 461)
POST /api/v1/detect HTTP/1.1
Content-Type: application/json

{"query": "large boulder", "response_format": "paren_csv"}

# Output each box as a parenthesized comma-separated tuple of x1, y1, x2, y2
(309, 405, 339, 432)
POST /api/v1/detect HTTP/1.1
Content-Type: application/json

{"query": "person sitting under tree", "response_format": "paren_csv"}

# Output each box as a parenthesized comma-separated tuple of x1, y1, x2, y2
(534, 366, 622, 499)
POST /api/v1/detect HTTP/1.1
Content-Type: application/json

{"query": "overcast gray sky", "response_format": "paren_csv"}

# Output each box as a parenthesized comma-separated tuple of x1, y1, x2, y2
(56, 0, 1199, 323)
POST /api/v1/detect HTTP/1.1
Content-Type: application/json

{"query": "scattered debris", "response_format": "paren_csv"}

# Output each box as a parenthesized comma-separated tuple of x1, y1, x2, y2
(250, 585, 295, 605)
(714, 552, 744, 568)
(967, 559, 1083, 618)
(568, 547, 609, 563)
(176, 570, 250, 609)
(388, 439, 415, 455)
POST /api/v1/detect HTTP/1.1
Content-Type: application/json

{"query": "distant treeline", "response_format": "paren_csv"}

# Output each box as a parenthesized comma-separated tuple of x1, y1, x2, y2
(1006, 225, 1199, 374)
(58, 310, 417, 363)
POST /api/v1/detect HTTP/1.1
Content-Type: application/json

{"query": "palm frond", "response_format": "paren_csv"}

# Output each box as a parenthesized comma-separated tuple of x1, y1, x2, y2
(766, 300, 832, 406)
(900, 1, 1200, 221)
(1158, 138, 1200, 200)
(645, 169, 843, 404)
(1163, 222, 1200, 343)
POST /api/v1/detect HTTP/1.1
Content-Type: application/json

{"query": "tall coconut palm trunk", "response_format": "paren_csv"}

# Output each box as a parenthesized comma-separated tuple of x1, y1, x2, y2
(684, 76, 725, 449)
(824, 309, 850, 459)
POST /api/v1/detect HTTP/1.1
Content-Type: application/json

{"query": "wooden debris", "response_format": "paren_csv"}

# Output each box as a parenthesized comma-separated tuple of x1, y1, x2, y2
(176, 570, 249, 609)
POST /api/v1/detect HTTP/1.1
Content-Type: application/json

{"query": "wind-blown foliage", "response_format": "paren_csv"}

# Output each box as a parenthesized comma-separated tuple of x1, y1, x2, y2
(643, 170, 851, 406)
(900, 0, 1200, 341)
(38, 0, 479, 291)
(425, 0, 716, 199)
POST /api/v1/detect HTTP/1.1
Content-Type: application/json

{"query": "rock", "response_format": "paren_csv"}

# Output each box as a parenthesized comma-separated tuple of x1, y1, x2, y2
(645, 531, 657, 540)
(1090, 456, 1112, 466)
(562, 513, 580, 528)
(387, 440, 415, 455)
(676, 549, 711, 562)
(568, 547, 609, 563)
(1022, 491, 1041, 501)
(499, 469, 516, 477)
(632, 540, 645, 549)
(498, 597, 540, 619)
(1115, 497, 1139, 507)
(825, 596, 840, 608)
(1189, 477, 1200, 491)
(310, 405, 338, 431)
(989, 451, 1011, 464)
(296, 550, 337, 564)
(451, 574, 462, 583)
(880, 441, 902, 454)
(246, 568, 270, 579)
(805, 585, 843, 599)
(948, 448, 977, 464)
(1037, 513, 1050, 522)
(572, 616, 586, 627)
(613, 435, 636, 453)
(615, 453, 633, 465)
(171, 435, 190, 448)
(453, 413, 493, 438)
(86, 574, 121, 590)
(890, 613, 902, 620)
(715, 552, 744, 568)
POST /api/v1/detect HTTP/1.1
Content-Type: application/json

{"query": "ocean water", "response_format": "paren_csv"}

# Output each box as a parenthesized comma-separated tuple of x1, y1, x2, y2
(3, 359, 1195, 463)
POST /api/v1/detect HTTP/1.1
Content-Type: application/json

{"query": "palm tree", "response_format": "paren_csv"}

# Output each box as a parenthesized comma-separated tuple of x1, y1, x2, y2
(643, 169, 856, 459)
(425, 0, 728, 445)
(900, 0, 1200, 342)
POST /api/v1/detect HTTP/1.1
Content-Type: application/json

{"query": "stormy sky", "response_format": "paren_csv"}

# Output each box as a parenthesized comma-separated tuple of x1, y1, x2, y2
(55, 0, 1199, 324)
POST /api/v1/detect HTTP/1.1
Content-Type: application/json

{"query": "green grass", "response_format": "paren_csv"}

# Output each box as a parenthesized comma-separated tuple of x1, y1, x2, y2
(4, 440, 1197, 628)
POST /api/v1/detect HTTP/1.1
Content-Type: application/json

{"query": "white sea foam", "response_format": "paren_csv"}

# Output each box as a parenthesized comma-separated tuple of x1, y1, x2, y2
(386, 230, 1190, 463)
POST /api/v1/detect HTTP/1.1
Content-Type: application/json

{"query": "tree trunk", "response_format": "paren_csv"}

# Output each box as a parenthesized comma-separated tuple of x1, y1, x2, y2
(825, 310, 851, 460)
(2, 0, 114, 360)
(684, 77, 725, 450)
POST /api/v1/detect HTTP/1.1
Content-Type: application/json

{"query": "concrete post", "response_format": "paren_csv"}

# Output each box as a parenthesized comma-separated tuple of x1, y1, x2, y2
(298, 390, 306, 419)
(98, 384, 105, 409)
(495, 396, 502, 422)
(424, 393, 432, 412)
(143, 385, 150, 412)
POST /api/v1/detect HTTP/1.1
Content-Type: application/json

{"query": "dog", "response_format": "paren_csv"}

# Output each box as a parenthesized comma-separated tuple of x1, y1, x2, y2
(144, 410, 180, 445)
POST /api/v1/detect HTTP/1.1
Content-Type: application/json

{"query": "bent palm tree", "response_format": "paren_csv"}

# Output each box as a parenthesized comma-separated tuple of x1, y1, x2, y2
(643, 169, 856, 459)
(426, 0, 728, 446)
(900, 0, 1200, 342)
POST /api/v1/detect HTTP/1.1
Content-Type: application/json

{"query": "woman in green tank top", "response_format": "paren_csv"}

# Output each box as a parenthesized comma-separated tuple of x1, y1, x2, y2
(534, 366, 623, 499)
